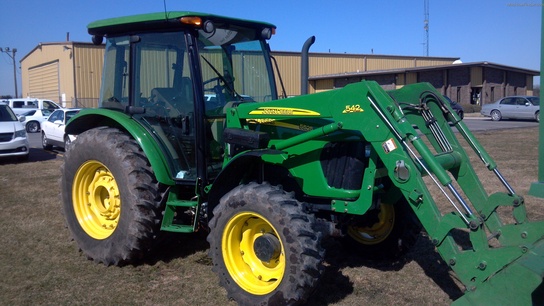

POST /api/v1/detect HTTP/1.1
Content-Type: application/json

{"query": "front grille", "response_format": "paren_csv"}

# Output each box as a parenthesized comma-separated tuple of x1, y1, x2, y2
(0, 132, 14, 142)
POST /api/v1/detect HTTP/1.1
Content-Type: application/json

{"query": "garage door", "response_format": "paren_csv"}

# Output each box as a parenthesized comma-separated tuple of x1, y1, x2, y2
(28, 61, 60, 102)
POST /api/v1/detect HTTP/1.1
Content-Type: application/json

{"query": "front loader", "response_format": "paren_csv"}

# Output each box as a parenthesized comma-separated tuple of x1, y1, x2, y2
(62, 11, 544, 305)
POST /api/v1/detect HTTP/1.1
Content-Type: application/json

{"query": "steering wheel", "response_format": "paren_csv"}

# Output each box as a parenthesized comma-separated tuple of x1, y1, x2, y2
(143, 95, 171, 118)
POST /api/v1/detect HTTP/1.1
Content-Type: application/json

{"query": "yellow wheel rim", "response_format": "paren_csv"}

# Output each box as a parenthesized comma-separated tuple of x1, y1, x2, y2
(222, 212, 285, 295)
(72, 160, 121, 240)
(348, 203, 395, 245)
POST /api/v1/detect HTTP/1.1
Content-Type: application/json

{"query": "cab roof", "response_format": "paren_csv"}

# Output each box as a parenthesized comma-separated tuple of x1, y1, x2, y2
(88, 11, 276, 36)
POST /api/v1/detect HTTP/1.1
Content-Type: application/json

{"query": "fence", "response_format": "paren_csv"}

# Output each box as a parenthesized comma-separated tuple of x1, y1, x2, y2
(71, 98, 99, 109)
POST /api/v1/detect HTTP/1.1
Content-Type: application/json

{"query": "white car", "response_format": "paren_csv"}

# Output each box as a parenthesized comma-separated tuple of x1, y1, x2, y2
(20, 109, 53, 133)
(0, 102, 29, 160)
(41, 108, 80, 150)
(6, 98, 62, 116)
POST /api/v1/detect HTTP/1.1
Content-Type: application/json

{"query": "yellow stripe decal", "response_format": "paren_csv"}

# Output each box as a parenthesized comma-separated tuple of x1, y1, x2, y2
(249, 107, 320, 116)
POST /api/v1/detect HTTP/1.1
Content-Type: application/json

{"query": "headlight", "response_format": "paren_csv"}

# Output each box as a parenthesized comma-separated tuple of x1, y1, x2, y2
(14, 129, 27, 139)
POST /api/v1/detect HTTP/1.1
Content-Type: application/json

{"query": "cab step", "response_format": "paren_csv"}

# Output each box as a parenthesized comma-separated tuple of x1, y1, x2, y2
(161, 200, 198, 233)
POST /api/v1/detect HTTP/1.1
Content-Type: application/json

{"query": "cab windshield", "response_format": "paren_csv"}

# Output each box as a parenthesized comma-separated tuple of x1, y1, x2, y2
(199, 34, 276, 114)
(97, 25, 276, 180)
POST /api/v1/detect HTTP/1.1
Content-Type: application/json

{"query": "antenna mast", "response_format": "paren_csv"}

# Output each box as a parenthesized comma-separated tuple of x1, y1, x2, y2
(424, 0, 429, 56)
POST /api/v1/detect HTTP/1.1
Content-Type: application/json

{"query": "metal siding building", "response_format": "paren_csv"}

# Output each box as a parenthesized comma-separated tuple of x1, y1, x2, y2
(21, 42, 104, 108)
(308, 61, 538, 111)
(20, 42, 538, 111)
(271, 51, 458, 97)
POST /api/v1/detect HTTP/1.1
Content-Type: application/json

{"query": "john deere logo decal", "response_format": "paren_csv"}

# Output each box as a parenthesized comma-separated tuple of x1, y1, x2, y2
(249, 107, 320, 116)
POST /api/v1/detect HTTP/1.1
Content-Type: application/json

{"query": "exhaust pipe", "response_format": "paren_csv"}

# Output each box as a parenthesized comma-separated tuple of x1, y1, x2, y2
(301, 36, 315, 95)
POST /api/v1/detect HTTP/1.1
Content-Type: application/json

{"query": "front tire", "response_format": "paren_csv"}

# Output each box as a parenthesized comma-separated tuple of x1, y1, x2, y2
(207, 182, 324, 305)
(342, 198, 421, 260)
(61, 127, 163, 265)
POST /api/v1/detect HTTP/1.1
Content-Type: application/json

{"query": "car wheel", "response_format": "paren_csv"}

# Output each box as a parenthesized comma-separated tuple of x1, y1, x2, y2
(26, 121, 40, 133)
(536, 111, 540, 122)
(42, 132, 53, 150)
(490, 110, 502, 121)
(458, 111, 464, 120)
(64, 135, 71, 150)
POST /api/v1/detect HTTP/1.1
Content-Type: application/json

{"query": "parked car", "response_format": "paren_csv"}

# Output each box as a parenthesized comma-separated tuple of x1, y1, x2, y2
(20, 109, 53, 133)
(6, 98, 62, 116)
(0, 102, 29, 160)
(41, 108, 80, 150)
(443, 95, 464, 119)
(481, 96, 540, 122)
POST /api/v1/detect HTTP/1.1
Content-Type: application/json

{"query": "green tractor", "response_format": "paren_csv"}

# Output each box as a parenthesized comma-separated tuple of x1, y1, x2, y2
(61, 11, 544, 305)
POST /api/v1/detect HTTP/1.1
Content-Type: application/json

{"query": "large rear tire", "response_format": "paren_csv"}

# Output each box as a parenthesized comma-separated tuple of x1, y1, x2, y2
(343, 198, 421, 260)
(207, 182, 324, 305)
(61, 127, 163, 266)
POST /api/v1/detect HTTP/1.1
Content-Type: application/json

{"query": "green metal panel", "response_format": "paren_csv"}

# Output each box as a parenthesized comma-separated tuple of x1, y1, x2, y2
(87, 11, 275, 36)
(66, 108, 175, 185)
(227, 80, 544, 303)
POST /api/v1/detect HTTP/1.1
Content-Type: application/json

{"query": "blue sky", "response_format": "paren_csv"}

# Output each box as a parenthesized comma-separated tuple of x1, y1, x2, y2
(0, 0, 541, 97)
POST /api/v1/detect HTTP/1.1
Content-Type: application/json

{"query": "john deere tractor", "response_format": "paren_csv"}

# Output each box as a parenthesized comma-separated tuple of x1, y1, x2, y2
(61, 11, 544, 305)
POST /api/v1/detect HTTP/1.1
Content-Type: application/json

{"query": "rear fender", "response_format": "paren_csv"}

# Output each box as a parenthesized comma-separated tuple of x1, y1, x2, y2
(66, 109, 175, 185)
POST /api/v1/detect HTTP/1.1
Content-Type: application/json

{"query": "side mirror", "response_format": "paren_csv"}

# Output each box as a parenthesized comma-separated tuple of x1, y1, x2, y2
(54, 120, 64, 125)
(18, 116, 26, 122)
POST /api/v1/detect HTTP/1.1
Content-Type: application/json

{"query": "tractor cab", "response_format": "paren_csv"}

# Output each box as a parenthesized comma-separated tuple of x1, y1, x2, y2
(84, 12, 278, 182)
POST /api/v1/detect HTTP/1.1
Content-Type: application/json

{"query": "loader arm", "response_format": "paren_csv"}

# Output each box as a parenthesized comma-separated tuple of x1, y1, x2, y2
(226, 80, 544, 305)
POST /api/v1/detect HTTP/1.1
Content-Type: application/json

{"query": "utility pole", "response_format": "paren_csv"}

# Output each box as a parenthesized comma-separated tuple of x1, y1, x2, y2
(0, 47, 18, 98)
(424, 0, 429, 56)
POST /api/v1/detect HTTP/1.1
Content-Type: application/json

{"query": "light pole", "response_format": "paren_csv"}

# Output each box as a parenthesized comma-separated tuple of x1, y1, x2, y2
(0, 47, 18, 98)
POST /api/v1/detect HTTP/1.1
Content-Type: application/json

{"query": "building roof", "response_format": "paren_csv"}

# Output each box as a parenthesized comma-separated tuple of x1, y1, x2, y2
(308, 61, 540, 80)
(273, 50, 459, 61)
(19, 41, 98, 63)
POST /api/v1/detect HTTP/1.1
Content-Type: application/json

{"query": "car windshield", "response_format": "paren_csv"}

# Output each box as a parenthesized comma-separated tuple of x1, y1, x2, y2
(0, 105, 18, 122)
(528, 97, 540, 105)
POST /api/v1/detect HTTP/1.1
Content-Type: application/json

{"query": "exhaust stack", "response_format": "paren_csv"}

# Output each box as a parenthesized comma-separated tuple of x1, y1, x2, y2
(301, 36, 315, 95)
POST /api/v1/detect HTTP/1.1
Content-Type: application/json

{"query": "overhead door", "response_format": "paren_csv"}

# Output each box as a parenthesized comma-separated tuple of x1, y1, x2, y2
(28, 61, 60, 102)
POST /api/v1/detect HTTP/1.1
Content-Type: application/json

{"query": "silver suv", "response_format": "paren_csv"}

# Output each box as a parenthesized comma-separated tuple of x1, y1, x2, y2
(0, 102, 29, 161)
